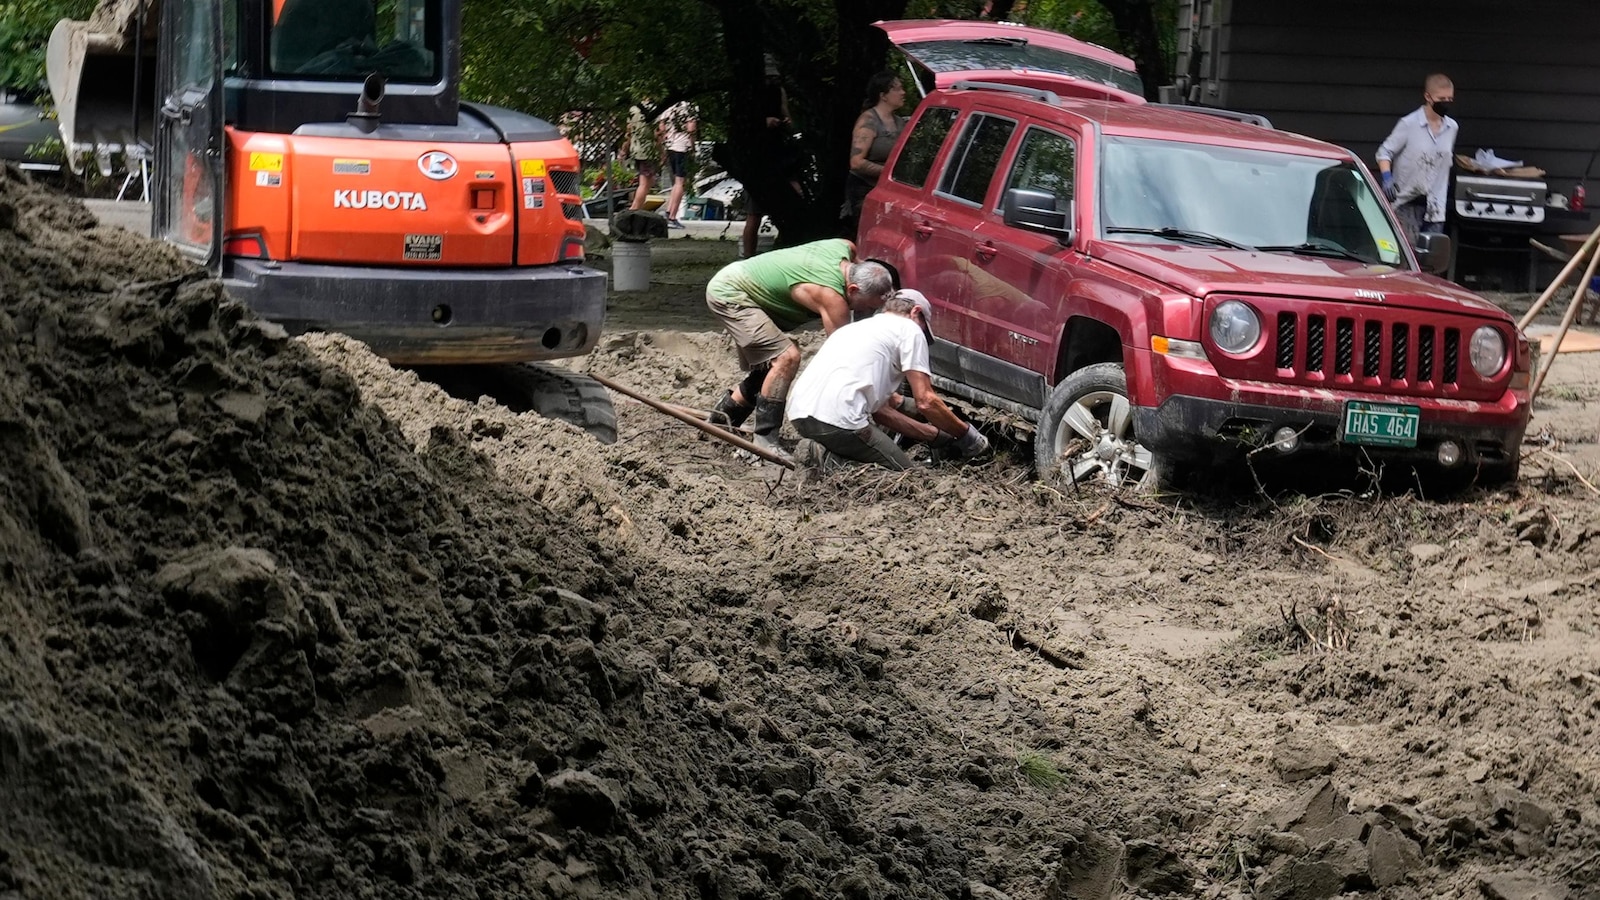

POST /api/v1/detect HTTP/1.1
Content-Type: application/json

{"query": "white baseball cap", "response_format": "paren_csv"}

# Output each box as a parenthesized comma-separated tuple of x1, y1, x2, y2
(894, 288, 934, 335)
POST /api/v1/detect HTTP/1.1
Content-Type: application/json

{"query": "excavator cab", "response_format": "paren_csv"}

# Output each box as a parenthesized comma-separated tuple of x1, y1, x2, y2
(152, 0, 223, 267)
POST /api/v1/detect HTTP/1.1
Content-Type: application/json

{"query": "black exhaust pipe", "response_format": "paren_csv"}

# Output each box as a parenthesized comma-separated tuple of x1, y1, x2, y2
(346, 73, 386, 133)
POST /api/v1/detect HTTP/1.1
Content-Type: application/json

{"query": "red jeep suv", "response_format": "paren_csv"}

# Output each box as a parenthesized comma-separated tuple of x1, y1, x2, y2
(858, 81, 1532, 490)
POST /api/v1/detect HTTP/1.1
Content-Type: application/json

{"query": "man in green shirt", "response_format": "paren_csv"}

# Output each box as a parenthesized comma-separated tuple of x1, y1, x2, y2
(704, 238, 895, 458)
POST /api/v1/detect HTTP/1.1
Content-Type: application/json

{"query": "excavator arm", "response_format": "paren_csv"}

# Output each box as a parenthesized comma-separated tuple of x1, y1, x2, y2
(46, 0, 160, 174)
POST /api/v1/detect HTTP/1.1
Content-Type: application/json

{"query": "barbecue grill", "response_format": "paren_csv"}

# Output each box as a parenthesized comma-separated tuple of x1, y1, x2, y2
(1447, 173, 1551, 291)
(1452, 174, 1547, 225)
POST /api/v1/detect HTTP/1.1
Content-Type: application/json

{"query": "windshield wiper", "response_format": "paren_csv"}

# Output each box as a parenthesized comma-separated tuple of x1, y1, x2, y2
(1255, 242, 1374, 264)
(1105, 227, 1255, 251)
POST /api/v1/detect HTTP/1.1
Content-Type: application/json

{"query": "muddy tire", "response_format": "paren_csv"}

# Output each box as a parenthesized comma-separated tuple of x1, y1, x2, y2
(412, 363, 618, 444)
(1034, 362, 1177, 493)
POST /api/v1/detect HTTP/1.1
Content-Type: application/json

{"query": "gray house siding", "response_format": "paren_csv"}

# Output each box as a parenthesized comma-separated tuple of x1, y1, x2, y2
(1176, 0, 1600, 200)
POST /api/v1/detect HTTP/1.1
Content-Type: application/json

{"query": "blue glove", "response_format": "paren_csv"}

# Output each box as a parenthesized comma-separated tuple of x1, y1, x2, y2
(1381, 171, 1397, 202)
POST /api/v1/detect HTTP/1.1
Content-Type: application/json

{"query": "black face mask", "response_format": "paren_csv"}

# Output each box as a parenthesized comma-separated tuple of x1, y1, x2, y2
(1431, 101, 1452, 117)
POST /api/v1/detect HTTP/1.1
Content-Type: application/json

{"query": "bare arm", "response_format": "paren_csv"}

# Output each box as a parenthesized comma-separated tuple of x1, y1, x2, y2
(849, 112, 883, 179)
(905, 371, 968, 436)
(789, 283, 852, 334)
(872, 404, 939, 442)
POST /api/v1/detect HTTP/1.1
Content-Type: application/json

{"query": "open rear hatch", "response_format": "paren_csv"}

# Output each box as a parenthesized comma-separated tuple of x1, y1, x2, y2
(875, 19, 1144, 103)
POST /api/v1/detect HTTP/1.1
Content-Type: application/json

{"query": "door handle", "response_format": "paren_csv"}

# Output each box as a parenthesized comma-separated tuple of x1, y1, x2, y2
(914, 223, 934, 239)
(974, 242, 997, 263)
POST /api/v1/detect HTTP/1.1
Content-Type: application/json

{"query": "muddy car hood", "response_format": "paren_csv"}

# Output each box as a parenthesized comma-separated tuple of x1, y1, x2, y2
(1092, 241, 1511, 319)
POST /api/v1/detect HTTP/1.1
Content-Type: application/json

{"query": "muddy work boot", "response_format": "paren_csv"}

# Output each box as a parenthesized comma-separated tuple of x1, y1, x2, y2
(707, 389, 753, 430)
(747, 396, 792, 463)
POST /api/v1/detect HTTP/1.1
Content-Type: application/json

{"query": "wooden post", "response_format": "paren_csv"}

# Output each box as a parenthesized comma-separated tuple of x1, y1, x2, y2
(1519, 223, 1600, 330)
(1530, 235, 1600, 400)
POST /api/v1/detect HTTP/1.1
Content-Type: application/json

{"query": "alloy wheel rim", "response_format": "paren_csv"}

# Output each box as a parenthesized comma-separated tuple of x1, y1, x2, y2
(1052, 389, 1155, 488)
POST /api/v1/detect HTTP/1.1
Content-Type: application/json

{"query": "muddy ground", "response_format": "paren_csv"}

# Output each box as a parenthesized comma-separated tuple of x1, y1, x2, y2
(4, 168, 1600, 900)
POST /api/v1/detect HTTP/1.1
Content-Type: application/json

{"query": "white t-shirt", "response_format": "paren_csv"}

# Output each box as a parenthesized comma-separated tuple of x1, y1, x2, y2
(787, 314, 930, 431)
(660, 102, 696, 153)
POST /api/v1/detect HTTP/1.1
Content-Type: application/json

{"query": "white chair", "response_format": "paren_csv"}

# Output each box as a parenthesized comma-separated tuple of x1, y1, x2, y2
(117, 141, 151, 203)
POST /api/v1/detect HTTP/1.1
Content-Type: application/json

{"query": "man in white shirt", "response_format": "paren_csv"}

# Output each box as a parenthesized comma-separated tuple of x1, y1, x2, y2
(1376, 73, 1457, 246)
(787, 289, 989, 470)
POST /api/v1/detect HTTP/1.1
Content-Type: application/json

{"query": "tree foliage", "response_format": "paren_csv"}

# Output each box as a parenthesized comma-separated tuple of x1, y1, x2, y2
(0, 0, 96, 90)
(457, 0, 1175, 243)
(4, 0, 1175, 242)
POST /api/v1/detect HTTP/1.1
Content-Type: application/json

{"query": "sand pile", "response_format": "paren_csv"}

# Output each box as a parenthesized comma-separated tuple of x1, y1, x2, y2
(0, 164, 1024, 898)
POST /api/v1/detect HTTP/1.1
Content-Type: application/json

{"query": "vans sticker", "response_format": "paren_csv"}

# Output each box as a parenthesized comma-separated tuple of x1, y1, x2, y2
(333, 158, 371, 175)
(404, 234, 443, 260)
(335, 189, 428, 211)
(519, 159, 547, 177)
(249, 152, 283, 172)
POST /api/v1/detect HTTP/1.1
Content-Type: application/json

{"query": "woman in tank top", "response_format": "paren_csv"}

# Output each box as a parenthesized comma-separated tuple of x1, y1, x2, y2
(841, 71, 908, 238)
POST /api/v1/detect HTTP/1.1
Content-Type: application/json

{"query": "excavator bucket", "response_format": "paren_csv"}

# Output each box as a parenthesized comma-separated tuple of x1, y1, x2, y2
(45, 0, 159, 175)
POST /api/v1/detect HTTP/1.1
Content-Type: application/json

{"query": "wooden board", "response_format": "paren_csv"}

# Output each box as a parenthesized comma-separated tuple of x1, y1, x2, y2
(1524, 324, 1600, 355)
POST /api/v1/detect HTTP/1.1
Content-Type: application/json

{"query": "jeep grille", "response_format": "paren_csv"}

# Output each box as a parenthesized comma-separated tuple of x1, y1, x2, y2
(1273, 311, 1456, 387)
(1239, 298, 1508, 401)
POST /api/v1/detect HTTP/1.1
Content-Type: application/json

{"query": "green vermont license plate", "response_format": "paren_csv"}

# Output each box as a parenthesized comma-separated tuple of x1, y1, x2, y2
(1340, 401, 1421, 447)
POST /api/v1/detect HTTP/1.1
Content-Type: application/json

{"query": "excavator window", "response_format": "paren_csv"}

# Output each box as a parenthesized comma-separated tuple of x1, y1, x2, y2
(269, 0, 437, 81)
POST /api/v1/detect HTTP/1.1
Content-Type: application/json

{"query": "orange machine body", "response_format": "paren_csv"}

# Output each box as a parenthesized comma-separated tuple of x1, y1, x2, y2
(223, 128, 588, 268)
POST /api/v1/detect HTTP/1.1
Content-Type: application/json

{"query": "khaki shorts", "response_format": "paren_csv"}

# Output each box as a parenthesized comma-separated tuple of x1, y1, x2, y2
(705, 292, 793, 368)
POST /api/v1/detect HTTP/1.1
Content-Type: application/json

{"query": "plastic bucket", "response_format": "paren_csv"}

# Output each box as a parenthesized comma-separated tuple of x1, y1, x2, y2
(613, 240, 651, 292)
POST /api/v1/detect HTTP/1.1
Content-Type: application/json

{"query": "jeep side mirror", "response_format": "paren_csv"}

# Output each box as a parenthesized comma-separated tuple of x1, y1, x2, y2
(1002, 188, 1072, 243)
(1413, 231, 1452, 275)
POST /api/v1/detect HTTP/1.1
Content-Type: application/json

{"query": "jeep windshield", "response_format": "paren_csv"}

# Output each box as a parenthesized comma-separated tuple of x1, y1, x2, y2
(1098, 136, 1407, 268)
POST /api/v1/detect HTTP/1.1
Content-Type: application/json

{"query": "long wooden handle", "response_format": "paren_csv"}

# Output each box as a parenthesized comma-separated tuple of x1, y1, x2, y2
(1530, 237, 1600, 400)
(587, 372, 797, 469)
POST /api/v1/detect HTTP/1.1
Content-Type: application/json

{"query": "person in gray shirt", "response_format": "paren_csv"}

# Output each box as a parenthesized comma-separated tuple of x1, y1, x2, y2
(1376, 73, 1457, 246)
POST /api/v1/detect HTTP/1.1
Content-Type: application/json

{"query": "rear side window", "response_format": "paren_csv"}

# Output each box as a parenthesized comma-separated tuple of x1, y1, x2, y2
(937, 114, 1017, 205)
(1003, 127, 1076, 210)
(891, 107, 959, 189)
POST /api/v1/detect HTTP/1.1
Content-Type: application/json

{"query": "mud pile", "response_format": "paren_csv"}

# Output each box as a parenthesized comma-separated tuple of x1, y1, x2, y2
(0, 164, 1074, 898)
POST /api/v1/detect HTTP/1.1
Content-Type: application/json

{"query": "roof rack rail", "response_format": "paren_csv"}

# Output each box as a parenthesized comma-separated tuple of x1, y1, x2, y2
(1148, 103, 1274, 129)
(951, 80, 1063, 107)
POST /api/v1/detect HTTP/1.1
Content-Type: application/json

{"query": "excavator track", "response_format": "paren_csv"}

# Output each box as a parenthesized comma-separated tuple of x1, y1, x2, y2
(412, 363, 618, 445)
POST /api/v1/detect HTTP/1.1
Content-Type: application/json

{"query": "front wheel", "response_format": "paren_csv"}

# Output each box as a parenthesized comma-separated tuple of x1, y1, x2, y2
(1034, 362, 1175, 493)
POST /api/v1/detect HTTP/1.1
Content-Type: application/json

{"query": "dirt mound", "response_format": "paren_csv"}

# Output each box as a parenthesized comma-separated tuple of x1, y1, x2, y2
(10, 157, 1600, 900)
(0, 164, 1052, 898)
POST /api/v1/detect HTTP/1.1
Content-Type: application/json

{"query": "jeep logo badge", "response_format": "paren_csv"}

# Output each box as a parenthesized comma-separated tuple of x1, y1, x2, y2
(1355, 289, 1386, 302)
(418, 151, 458, 181)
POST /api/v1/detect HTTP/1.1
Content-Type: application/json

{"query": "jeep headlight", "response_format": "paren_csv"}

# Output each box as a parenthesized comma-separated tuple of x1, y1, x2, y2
(1469, 326, 1506, 377)
(1209, 300, 1262, 354)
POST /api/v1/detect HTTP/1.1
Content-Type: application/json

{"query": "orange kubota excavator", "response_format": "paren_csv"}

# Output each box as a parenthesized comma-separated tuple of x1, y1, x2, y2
(48, 0, 616, 440)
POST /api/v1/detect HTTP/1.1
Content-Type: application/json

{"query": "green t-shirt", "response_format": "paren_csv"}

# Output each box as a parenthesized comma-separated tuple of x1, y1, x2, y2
(707, 239, 851, 331)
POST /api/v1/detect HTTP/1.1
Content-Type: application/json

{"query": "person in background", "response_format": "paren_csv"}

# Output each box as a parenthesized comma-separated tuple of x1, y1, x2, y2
(841, 71, 908, 238)
(659, 100, 697, 228)
(1376, 73, 1457, 246)
(742, 55, 804, 258)
(703, 239, 895, 458)
(624, 100, 660, 212)
(788, 289, 989, 470)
